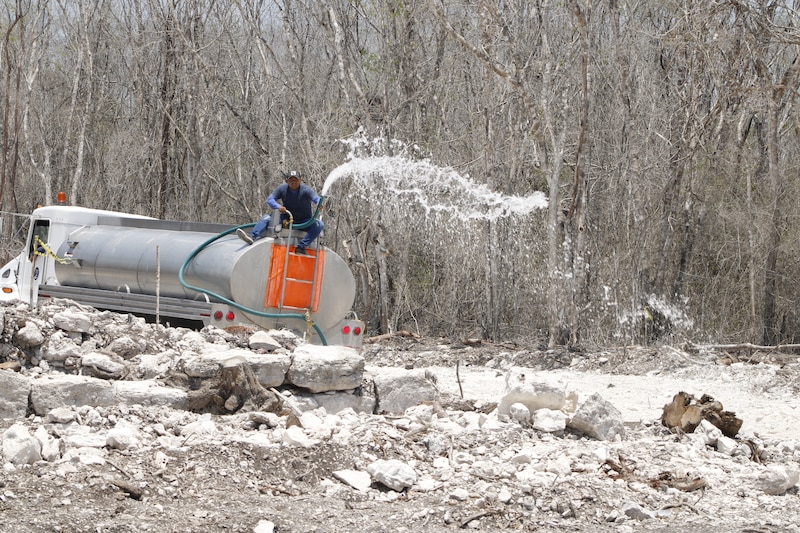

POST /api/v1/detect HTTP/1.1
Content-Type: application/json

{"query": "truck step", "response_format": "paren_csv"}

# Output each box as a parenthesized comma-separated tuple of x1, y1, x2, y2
(38, 285, 214, 322)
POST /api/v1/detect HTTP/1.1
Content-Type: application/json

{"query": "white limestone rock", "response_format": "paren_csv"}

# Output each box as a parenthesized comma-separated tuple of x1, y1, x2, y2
(333, 469, 372, 492)
(295, 389, 377, 415)
(135, 351, 177, 379)
(567, 392, 625, 441)
(370, 369, 437, 415)
(179, 353, 222, 378)
(448, 487, 470, 501)
(281, 425, 318, 448)
(696, 419, 723, 446)
(716, 435, 739, 456)
(757, 464, 800, 495)
(253, 520, 275, 533)
(29, 374, 116, 415)
(622, 501, 656, 520)
(112, 380, 187, 409)
(106, 335, 146, 358)
(34, 426, 62, 462)
(2, 423, 42, 465)
(81, 352, 126, 379)
(14, 322, 45, 349)
(180, 414, 218, 437)
(508, 402, 531, 424)
(287, 345, 364, 393)
(0, 370, 30, 419)
(52, 309, 94, 334)
(532, 408, 567, 433)
(46, 407, 77, 424)
(107, 424, 141, 450)
(184, 349, 291, 388)
(248, 330, 282, 352)
(61, 446, 106, 465)
(61, 427, 108, 449)
(367, 459, 417, 492)
(41, 333, 83, 363)
(498, 367, 577, 417)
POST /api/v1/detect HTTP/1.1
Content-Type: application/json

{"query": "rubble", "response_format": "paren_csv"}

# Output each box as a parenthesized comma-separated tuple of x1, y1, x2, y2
(1, 300, 799, 531)
(661, 390, 744, 438)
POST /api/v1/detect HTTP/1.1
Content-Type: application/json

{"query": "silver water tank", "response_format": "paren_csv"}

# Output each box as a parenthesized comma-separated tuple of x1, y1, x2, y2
(53, 224, 355, 331)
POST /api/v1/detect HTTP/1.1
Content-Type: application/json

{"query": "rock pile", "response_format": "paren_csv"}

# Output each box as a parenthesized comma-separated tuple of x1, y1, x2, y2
(1, 300, 800, 532)
(1, 301, 626, 435)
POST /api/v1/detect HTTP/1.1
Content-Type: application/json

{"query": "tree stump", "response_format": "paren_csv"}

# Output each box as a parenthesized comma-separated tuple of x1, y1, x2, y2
(661, 391, 743, 438)
(186, 356, 280, 414)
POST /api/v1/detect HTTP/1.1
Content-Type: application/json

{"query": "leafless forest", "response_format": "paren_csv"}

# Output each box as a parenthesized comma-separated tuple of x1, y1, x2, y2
(0, 1, 798, 348)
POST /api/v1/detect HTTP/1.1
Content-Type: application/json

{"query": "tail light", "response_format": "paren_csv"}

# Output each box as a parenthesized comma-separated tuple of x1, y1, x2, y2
(226, 311, 235, 321)
(214, 310, 223, 320)
(342, 325, 351, 334)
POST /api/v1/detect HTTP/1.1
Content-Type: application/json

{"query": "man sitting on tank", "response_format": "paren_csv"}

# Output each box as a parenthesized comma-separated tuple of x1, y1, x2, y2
(237, 170, 323, 255)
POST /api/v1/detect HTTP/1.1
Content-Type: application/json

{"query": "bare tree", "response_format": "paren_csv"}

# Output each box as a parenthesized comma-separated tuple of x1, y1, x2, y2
(0, 3, 26, 217)
(7, 0, 800, 345)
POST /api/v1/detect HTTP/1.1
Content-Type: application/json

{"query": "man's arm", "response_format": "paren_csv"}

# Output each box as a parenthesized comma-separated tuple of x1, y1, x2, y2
(266, 184, 285, 210)
(307, 186, 321, 206)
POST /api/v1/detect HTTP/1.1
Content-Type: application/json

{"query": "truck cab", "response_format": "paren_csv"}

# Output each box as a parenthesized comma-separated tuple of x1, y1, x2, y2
(0, 205, 154, 307)
(1, 212, 56, 306)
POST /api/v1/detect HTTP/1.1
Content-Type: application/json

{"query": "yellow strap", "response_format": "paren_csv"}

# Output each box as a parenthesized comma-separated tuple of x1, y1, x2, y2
(33, 235, 73, 265)
(304, 308, 315, 337)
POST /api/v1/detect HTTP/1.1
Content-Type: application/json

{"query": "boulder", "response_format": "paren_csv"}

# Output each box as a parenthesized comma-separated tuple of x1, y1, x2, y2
(367, 459, 417, 491)
(29, 374, 116, 414)
(183, 349, 291, 388)
(287, 345, 364, 393)
(498, 367, 577, 416)
(113, 380, 188, 409)
(248, 330, 282, 352)
(2, 423, 42, 465)
(0, 370, 30, 419)
(52, 309, 94, 334)
(568, 392, 625, 441)
(371, 369, 437, 415)
(15, 322, 45, 349)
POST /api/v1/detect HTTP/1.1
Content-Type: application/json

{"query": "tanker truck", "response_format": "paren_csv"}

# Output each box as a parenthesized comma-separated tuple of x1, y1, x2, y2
(0, 201, 364, 347)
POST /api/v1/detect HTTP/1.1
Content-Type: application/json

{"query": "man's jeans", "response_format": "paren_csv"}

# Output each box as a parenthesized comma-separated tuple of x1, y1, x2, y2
(251, 212, 324, 248)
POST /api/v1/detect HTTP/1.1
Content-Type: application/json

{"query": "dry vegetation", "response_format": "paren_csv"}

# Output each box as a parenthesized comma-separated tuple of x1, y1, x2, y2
(1, 2, 800, 346)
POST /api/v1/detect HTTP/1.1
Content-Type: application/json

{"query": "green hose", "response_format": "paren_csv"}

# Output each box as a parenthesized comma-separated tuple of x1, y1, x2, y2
(285, 195, 325, 230)
(177, 220, 328, 345)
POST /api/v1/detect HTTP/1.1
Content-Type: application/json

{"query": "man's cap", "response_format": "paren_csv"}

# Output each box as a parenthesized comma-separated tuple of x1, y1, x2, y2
(285, 170, 301, 180)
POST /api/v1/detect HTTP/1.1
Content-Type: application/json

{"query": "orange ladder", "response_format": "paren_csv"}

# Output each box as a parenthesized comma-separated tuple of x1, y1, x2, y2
(265, 241, 324, 312)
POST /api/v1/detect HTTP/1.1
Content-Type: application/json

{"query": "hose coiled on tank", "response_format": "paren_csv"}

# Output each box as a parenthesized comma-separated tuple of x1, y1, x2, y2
(177, 199, 328, 344)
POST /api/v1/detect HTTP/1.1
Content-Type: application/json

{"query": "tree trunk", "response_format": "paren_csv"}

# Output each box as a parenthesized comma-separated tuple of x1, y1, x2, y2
(736, 113, 758, 341)
(375, 226, 390, 335)
(762, 97, 782, 345)
(0, 11, 23, 215)
(566, 0, 591, 346)
(157, 9, 175, 220)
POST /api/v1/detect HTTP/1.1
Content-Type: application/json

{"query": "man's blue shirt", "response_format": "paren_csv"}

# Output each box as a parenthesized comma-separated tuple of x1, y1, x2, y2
(267, 183, 320, 222)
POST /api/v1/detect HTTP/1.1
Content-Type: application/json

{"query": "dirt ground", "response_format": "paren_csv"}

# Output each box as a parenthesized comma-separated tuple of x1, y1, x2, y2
(2, 333, 800, 533)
